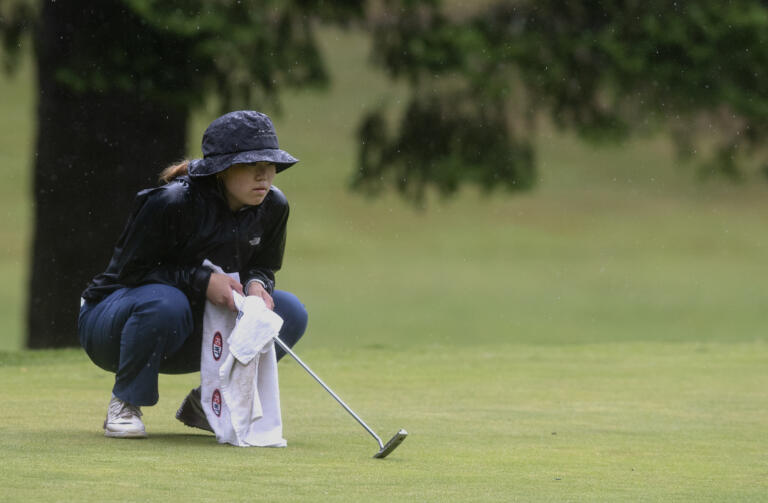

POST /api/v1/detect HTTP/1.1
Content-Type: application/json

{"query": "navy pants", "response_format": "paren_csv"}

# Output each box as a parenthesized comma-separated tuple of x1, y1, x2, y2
(78, 284, 308, 406)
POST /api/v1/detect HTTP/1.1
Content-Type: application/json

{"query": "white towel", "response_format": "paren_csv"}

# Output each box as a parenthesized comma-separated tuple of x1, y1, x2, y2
(199, 261, 287, 447)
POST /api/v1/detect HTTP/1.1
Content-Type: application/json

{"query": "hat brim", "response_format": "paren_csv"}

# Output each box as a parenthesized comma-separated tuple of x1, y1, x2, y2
(188, 148, 299, 177)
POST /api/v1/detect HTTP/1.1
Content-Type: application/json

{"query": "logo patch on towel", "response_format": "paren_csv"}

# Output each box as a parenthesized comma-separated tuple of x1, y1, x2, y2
(212, 389, 222, 417)
(212, 332, 223, 360)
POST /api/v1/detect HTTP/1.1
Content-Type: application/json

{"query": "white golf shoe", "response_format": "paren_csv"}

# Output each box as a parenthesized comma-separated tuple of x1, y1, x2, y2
(104, 395, 147, 438)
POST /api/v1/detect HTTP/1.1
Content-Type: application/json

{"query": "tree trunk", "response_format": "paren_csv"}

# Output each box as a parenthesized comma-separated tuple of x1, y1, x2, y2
(27, 1, 188, 348)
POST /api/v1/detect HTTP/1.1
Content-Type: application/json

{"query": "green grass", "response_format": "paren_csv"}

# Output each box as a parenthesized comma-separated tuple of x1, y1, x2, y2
(2, 342, 767, 501)
(0, 44, 33, 351)
(2, 28, 768, 501)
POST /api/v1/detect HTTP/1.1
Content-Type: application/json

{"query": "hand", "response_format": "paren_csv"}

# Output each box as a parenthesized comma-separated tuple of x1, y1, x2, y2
(247, 281, 274, 310)
(206, 273, 243, 312)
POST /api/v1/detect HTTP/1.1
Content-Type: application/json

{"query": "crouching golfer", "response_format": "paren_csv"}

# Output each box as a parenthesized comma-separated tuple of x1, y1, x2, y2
(78, 111, 307, 438)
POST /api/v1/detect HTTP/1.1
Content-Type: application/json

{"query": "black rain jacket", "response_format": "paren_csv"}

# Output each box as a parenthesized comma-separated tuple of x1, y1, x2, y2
(81, 174, 288, 338)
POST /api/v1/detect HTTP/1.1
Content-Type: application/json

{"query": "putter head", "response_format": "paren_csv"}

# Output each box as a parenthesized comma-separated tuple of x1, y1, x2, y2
(373, 429, 408, 459)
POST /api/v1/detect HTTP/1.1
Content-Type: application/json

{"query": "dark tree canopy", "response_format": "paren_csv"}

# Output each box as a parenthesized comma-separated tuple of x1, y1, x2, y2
(1, 0, 767, 346)
(3, 0, 363, 106)
(356, 0, 768, 201)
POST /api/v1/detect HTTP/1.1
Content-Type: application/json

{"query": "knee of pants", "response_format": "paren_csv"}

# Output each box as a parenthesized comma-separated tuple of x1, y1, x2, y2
(78, 284, 193, 375)
(132, 284, 193, 339)
(273, 290, 308, 346)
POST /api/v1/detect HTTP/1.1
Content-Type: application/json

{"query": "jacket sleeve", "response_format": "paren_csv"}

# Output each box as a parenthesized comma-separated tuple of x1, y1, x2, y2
(108, 185, 212, 303)
(242, 192, 289, 294)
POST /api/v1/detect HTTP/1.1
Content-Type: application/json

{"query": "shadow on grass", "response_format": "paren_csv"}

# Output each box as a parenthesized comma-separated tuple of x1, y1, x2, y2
(13, 428, 218, 448)
(136, 432, 217, 446)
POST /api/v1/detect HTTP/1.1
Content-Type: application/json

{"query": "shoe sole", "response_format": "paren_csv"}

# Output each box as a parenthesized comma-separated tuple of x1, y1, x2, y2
(104, 430, 147, 438)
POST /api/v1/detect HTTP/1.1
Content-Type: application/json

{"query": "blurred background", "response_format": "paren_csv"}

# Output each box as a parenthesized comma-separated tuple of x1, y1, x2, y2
(0, 0, 766, 352)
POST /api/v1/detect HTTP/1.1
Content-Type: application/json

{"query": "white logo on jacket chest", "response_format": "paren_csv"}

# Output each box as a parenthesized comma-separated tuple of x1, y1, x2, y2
(249, 236, 261, 246)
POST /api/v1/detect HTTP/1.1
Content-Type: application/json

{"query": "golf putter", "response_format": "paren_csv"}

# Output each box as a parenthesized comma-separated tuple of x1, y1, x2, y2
(273, 336, 408, 458)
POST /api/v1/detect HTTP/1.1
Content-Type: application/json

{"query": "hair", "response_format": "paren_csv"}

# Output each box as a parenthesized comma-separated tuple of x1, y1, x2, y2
(158, 160, 190, 184)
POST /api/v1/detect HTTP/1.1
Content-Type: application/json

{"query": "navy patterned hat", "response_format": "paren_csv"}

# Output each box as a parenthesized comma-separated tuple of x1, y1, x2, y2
(188, 110, 299, 177)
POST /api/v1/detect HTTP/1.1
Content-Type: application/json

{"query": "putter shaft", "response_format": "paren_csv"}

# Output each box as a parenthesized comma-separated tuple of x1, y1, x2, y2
(273, 336, 385, 449)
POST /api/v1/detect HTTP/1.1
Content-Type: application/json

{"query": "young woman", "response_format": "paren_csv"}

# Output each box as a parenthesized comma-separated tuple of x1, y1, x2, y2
(78, 110, 308, 438)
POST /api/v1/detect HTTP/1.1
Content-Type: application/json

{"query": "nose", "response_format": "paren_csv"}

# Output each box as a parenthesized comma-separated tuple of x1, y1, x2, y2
(253, 166, 267, 180)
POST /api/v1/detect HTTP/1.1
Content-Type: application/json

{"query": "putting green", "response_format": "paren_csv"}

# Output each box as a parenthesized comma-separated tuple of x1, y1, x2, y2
(1, 342, 767, 501)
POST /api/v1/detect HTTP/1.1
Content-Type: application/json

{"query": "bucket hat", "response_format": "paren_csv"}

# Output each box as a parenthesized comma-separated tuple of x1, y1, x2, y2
(188, 110, 298, 177)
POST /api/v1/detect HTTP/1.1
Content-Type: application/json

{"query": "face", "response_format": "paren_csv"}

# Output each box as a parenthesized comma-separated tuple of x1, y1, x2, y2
(219, 162, 277, 210)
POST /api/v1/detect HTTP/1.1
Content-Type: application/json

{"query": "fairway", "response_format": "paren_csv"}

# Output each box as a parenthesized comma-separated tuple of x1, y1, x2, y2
(2, 342, 767, 501)
(2, 28, 768, 501)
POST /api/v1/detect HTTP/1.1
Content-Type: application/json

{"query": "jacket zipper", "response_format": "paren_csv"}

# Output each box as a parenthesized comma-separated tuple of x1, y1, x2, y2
(233, 213, 241, 272)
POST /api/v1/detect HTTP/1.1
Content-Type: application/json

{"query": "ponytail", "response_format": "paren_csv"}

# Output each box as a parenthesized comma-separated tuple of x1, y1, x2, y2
(158, 160, 190, 184)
